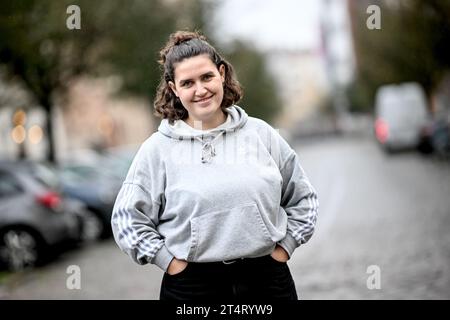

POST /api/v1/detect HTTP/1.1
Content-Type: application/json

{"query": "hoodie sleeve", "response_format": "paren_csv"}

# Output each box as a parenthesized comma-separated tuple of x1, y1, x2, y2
(266, 126, 319, 257)
(111, 138, 174, 272)
(277, 151, 319, 257)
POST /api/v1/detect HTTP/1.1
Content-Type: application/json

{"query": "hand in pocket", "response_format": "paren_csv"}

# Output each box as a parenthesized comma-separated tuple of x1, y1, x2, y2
(270, 245, 289, 263)
(167, 258, 189, 275)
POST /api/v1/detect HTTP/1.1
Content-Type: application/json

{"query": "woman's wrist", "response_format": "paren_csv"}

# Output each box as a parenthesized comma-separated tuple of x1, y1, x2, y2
(270, 245, 289, 262)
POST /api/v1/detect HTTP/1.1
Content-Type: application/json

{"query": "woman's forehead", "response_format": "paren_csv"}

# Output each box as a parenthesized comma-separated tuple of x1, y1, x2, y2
(174, 54, 216, 79)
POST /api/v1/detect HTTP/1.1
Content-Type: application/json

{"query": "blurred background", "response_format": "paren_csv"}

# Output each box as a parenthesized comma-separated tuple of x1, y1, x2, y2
(0, 0, 449, 299)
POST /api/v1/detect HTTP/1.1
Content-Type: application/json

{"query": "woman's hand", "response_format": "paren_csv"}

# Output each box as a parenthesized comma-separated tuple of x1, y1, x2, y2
(270, 245, 289, 263)
(167, 258, 188, 275)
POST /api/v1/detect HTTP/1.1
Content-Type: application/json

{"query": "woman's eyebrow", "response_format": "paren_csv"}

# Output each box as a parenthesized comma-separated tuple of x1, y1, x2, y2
(201, 71, 215, 77)
(179, 78, 192, 85)
(179, 71, 215, 84)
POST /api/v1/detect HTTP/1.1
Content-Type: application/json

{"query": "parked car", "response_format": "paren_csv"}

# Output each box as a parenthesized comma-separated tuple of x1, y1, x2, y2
(374, 82, 429, 152)
(431, 118, 450, 156)
(417, 96, 450, 157)
(58, 161, 123, 238)
(10, 161, 106, 241)
(0, 161, 89, 271)
(55, 146, 137, 238)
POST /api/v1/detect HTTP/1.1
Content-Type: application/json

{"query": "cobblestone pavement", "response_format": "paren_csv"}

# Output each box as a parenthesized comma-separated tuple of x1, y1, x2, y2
(1, 134, 449, 299)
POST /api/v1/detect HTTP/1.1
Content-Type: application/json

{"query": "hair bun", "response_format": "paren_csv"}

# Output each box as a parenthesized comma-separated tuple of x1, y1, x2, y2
(170, 30, 207, 46)
(159, 30, 207, 65)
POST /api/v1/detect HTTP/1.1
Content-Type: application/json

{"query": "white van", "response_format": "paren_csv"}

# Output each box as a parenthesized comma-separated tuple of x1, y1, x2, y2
(374, 82, 429, 151)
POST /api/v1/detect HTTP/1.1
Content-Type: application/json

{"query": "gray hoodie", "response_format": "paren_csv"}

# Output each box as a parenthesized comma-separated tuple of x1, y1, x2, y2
(111, 105, 318, 272)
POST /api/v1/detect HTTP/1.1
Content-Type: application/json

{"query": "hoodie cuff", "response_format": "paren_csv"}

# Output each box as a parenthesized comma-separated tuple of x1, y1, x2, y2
(151, 245, 174, 272)
(278, 233, 299, 258)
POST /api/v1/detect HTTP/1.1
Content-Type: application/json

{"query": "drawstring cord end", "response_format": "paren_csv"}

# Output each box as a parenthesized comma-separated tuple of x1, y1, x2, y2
(201, 142, 216, 163)
(198, 131, 224, 164)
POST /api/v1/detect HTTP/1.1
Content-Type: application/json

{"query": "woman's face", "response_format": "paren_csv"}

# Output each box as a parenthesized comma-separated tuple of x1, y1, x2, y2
(169, 54, 225, 129)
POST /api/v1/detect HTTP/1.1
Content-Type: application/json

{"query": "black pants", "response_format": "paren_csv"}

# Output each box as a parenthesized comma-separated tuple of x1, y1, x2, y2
(160, 255, 298, 301)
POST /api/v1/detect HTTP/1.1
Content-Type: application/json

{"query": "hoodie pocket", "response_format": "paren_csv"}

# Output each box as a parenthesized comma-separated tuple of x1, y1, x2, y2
(188, 203, 274, 262)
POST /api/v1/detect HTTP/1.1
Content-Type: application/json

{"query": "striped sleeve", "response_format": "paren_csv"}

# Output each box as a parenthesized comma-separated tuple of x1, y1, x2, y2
(277, 151, 319, 257)
(111, 182, 173, 271)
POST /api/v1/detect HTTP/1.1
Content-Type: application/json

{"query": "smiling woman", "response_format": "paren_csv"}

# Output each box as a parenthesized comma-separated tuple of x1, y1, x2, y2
(154, 31, 242, 129)
(111, 30, 319, 301)
(168, 54, 226, 130)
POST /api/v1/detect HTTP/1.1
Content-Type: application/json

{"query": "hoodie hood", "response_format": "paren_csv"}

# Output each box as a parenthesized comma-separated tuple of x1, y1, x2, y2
(158, 105, 248, 140)
(158, 105, 248, 163)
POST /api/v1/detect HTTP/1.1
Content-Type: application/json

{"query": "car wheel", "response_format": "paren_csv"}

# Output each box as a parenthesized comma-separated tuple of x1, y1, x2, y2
(0, 228, 45, 271)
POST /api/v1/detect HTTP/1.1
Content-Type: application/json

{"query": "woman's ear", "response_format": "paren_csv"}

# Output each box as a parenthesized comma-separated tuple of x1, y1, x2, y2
(168, 81, 178, 97)
(219, 64, 226, 82)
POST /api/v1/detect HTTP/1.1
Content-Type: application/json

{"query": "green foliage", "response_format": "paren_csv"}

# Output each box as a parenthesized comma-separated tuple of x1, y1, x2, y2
(0, 0, 206, 102)
(346, 80, 374, 113)
(224, 42, 281, 123)
(0, 0, 204, 160)
(351, 0, 450, 111)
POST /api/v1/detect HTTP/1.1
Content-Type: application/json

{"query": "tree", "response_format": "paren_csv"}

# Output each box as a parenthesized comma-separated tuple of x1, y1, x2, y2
(0, 0, 205, 161)
(348, 0, 450, 111)
(224, 41, 281, 123)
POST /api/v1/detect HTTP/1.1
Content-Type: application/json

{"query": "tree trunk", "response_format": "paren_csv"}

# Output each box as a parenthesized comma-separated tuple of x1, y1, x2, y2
(41, 98, 56, 163)
(18, 143, 26, 159)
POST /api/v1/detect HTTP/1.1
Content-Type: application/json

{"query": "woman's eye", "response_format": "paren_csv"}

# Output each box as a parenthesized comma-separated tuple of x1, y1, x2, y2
(203, 74, 213, 81)
(181, 81, 192, 87)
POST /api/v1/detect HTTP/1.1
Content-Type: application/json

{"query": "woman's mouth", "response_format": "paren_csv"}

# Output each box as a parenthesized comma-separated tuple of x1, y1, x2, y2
(194, 95, 213, 104)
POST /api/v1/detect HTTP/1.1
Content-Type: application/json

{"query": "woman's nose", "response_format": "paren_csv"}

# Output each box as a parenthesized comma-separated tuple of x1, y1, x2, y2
(195, 83, 208, 96)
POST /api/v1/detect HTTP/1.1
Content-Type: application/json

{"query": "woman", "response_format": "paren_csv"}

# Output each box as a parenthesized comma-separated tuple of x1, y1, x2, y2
(111, 30, 319, 300)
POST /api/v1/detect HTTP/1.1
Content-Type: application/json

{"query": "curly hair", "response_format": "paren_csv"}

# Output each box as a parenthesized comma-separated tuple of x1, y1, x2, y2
(153, 30, 243, 123)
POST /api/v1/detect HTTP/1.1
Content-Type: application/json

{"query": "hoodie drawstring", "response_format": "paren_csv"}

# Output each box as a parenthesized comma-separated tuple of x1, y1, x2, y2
(195, 130, 225, 164)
